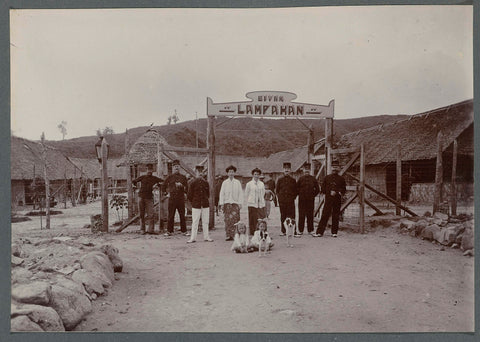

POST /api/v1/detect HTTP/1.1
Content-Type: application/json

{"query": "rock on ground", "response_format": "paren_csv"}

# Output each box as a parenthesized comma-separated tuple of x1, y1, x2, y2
(72, 269, 106, 296)
(49, 284, 92, 330)
(461, 228, 474, 251)
(80, 252, 114, 286)
(11, 315, 44, 332)
(99, 244, 123, 273)
(11, 268, 34, 284)
(11, 302, 65, 331)
(11, 281, 51, 305)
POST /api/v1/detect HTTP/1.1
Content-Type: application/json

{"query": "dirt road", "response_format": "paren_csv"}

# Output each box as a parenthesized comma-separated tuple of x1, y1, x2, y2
(12, 202, 474, 333)
(75, 211, 473, 332)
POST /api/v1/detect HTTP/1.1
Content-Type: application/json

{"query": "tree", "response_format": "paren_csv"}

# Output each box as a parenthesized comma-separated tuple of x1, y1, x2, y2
(57, 121, 67, 140)
(167, 116, 172, 125)
(172, 110, 179, 124)
(96, 126, 115, 137)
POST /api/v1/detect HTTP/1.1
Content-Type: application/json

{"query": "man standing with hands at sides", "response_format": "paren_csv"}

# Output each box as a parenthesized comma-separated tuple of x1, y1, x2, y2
(133, 164, 163, 235)
(244, 168, 266, 236)
(164, 159, 189, 237)
(297, 163, 320, 236)
(218, 165, 243, 241)
(187, 165, 213, 243)
(276, 162, 298, 236)
(314, 160, 346, 237)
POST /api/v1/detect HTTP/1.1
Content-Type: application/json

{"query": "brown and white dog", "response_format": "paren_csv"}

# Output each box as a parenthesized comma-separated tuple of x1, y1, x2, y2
(283, 217, 297, 247)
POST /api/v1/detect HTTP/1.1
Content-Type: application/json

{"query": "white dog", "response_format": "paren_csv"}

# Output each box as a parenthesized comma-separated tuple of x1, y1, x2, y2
(283, 217, 297, 248)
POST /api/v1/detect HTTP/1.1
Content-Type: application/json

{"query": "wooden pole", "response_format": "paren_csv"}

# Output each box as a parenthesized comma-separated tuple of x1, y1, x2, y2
(207, 115, 216, 229)
(396, 143, 402, 216)
(325, 118, 333, 174)
(433, 131, 443, 214)
(308, 125, 314, 173)
(40, 133, 50, 229)
(101, 137, 109, 232)
(157, 138, 162, 230)
(125, 129, 134, 219)
(72, 165, 76, 206)
(451, 139, 458, 216)
(359, 143, 365, 234)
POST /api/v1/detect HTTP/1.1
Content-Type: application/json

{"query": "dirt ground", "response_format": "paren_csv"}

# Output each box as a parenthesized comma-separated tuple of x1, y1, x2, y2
(11, 200, 474, 333)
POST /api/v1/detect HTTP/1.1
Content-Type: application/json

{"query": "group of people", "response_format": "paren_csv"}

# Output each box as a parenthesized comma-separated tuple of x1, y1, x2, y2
(133, 159, 213, 242)
(133, 157, 347, 245)
(218, 160, 346, 241)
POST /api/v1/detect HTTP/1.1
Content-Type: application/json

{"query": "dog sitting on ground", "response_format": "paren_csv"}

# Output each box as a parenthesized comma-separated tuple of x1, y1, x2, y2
(283, 217, 297, 248)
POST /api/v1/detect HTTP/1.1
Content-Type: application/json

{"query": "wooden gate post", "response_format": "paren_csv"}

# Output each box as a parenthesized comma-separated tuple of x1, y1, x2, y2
(308, 125, 314, 172)
(433, 131, 443, 214)
(359, 143, 365, 233)
(325, 118, 333, 174)
(396, 143, 402, 216)
(207, 115, 216, 229)
(451, 139, 458, 216)
(101, 137, 109, 232)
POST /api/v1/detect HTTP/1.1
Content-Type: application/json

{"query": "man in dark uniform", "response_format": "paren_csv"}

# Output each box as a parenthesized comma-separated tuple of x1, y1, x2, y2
(164, 159, 189, 236)
(132, 164, 163, 235)
(314, 160, 346, 237)
(297, 163, 320, 236)
(187, 165, 213, 243)
(276, 162, 298, 236)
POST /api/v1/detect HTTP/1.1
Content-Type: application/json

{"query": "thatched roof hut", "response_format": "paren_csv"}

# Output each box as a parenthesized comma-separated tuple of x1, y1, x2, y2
(11, 136, 78, 181)
(335, 99, 473, 164)
(126, 128, 170, 165)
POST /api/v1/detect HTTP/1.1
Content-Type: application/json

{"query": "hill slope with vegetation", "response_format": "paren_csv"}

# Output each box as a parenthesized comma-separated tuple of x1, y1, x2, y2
(45, 115, 408, 158)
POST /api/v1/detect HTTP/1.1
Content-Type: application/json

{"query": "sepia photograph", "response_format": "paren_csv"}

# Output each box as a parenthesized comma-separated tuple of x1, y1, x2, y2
(7, 2, 475, 337)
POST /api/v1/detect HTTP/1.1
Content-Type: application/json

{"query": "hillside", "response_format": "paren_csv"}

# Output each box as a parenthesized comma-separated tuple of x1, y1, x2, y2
(45, 115, 408, 158)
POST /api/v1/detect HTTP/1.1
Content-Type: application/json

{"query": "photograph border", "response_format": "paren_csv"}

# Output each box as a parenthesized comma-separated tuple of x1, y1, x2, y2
(1, 1, 478, 341)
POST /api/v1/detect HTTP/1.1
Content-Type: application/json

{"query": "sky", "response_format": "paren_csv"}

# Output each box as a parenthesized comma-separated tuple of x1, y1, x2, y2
(10, 5, 473, 141)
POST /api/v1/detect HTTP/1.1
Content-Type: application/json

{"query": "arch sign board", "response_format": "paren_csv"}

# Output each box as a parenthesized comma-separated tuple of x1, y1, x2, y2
(207, 91, 334, 118)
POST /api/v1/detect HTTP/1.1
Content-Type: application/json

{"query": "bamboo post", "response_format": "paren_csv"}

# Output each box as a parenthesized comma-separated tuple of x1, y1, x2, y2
(101, 137, 109, 232)
(433, 131, 443, 213)
(325, 118, 333, 174)
(396, 143, 402, 216)
(451, 139, 458, 216)
(157, 138, 162, 229)
(207, 115, 216, 229)
(307, 124, 314, 169)
(40, 133, 50, 229)
(359, 143, 365, 234)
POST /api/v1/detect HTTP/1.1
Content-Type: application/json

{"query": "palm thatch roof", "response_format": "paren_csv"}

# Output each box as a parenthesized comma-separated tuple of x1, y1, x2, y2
(11, 136, 78, 181)
(126, 128, 171, 165)
(334, 99, 473, 165)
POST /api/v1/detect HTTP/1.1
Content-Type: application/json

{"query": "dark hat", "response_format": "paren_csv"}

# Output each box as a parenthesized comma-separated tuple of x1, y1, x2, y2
(283, 162, 291, 169)
(251, 167, 262, 175)
(172, 159, 180, 166)
(303, 163, 311, 169)
(225, 165, 237, 173)
(195, 164, 204, 172)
